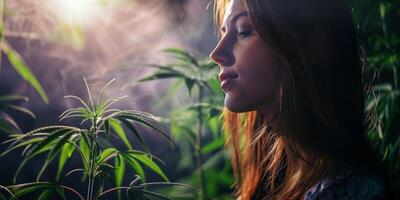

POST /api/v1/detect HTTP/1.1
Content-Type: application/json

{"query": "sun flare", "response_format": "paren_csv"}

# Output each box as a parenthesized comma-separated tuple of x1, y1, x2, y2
(51, 0, 98, 24)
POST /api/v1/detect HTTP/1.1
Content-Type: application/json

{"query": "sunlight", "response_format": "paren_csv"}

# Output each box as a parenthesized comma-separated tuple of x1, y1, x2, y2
(51, 0, 98, 24)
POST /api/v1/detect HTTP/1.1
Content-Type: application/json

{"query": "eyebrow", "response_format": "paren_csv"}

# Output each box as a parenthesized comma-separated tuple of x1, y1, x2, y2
(221, 11, 249, 32)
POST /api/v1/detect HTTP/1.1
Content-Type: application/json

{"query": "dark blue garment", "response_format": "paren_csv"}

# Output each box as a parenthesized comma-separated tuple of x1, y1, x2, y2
(251, 165, 392, 200)
(303, 167, 391, 200)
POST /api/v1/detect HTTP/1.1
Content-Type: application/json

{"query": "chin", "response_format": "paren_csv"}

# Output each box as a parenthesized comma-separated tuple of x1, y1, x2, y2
(224, 93, 270, 113)
(224, 98, 253, 113)
(225, 106, 246, 113)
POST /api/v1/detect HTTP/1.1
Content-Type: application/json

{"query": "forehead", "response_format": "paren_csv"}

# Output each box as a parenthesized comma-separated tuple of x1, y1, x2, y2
(222, 0, 245, 26)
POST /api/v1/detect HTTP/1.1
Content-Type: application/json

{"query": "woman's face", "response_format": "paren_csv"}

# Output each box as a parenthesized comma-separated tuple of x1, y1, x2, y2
(210, 0, 281, 114)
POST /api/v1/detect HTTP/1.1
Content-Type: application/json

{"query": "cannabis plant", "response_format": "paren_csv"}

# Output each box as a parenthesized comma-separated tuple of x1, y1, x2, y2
(0, 78, 192, 200)
(137, 48, 234, 199)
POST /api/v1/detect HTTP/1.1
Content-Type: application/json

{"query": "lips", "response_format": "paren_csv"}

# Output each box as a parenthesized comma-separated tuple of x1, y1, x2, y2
(219, 72, 238, 92)
(219, 72, 238, 82)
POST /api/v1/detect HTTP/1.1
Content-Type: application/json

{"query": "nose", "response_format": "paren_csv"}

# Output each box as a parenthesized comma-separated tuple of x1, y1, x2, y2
(209, 35, 234, 67)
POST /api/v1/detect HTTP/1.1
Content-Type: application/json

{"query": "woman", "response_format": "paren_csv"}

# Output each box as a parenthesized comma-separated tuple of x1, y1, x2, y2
(210, 0, 391, 199)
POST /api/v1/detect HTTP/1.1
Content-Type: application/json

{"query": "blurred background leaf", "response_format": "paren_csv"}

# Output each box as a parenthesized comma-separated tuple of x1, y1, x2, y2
(348, 0, 400, 196)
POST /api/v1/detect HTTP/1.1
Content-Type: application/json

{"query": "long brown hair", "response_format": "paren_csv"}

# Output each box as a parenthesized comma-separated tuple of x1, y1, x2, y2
(214, 0, 382, 199)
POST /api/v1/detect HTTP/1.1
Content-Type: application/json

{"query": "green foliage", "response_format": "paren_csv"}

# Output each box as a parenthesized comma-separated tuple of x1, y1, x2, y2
(0, 95, 35, 135)
(347, 0, 400, 193)
(0, 3, 48, 103)
(0, 78, 193, 200)
(1, 42, 49, 103)
(0, 0, 47, 138)
(139, 48, 233, 199)
(137, 48, 220, 96)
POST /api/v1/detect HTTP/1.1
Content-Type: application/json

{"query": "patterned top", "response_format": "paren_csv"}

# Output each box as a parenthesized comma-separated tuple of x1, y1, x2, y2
(303, 167, 390, 200)
(251, 166, 391, 200)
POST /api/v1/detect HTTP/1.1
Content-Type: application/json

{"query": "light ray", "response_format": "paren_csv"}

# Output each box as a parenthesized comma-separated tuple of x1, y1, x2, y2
(50, 0, 99, 25)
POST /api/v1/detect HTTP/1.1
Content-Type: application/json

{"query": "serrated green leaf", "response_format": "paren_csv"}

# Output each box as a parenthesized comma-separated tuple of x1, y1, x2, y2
(37, 140, 66, 181)
(199, 60, 217, 70)
(59, 107, 90, 121)
(11, 184, 53, 200)
(207, 78, 223, 94)
(130, 153, 169, 182)
(96, 96, 127, 115)
(57, 142, 76, 180)
(4, 105, 35, 119)
(97, 147, 118, 165)
(208, 115, 221, 137)
(115, 154, 125, 200)
(184, 78, 196, 96)
(115, 154, 125, 186)
(79, 134, 90, 170)
(122, 153, 146, 183)
(109, 118, 133, 150)
(118, 118, 149, 153)
(0, 95, 28, 102)
(37, 188, 53, 200)
(64, 95, 91, 111)
(104, 119, 111, 142)
(1, 137, 43, 156)
(0, 117, 18, 135)
(27, 128, 69, 159)
(47, 131, 74, 159)
(201, 137, 225, 154)
(163, 48, 198, 67)
(97, 78, 116, 107)
(83, 77, 94, 111)
(12, 126, 78, 143)
(119, 115, 174, 145)
(2, 42, 48, 103)
(13, 155, 33, 183)
(139, 71, 182, 82)
(55, 187, 67, 200)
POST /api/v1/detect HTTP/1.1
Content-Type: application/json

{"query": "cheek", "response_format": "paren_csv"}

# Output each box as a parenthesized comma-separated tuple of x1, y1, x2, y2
(238, 47, 280, 104)
(224, 38, 281, 112)
(239, 68, 278, 108)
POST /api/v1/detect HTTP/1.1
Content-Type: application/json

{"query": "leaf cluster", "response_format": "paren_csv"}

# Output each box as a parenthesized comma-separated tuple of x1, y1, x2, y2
(0, 78, 192, 200)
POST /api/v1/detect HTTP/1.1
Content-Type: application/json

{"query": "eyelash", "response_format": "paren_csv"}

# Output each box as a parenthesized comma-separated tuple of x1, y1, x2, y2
(237, 30, 254, 38)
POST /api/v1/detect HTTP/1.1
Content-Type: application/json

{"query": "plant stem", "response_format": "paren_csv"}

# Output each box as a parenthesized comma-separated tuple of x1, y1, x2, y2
(86, 172, 91, 200)
(393, 66, 398, 89)
(97, 186, 130, 198)
(90, 138, 97, 200)
(87, 120, 98, 200)
(195, 86, 205, 199)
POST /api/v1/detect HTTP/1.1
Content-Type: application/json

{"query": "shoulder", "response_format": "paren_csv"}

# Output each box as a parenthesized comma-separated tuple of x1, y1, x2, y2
(304, 167, 391, 200)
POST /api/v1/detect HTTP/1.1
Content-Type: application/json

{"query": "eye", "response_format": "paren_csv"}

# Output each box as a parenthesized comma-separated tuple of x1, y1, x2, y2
(237, 30, 254, 38)
(220, 26, 226, 33)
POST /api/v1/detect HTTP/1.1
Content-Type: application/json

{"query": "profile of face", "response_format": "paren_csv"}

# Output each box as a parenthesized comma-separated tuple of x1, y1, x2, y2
(210, 0, 281, 114)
